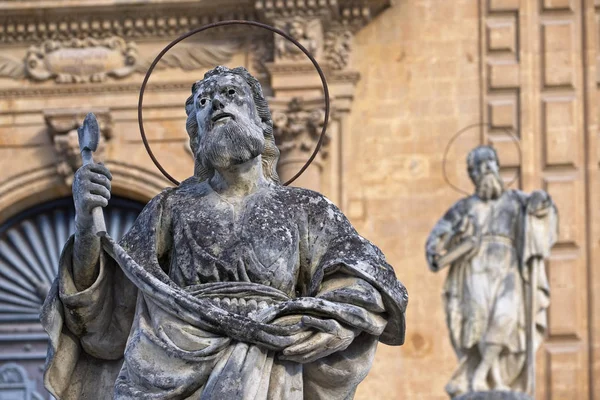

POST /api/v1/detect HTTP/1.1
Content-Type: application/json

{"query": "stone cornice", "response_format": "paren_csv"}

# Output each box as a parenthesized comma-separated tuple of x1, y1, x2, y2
(0, 2, 258, 44)
(255, 0, 391, 32)
(0, 0, 391, 44)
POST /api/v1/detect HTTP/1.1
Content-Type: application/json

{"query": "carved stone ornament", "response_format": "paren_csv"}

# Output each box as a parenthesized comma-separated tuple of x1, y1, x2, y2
(26, 37, 139, 83)
(0, 38, 238, 83)
(272, 97, 331, 158)
(275, 18, 322, 61)
(44, 109, 112, 185)
(324, 29, 353, 70)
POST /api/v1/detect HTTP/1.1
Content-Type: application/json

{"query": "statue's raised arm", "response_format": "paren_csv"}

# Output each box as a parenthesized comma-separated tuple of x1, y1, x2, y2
(42, 66, 408, 400)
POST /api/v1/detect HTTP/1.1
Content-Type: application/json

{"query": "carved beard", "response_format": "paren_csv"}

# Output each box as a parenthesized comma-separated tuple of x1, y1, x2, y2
(476, 172, 504, 200)
(199, 117, 265, 170)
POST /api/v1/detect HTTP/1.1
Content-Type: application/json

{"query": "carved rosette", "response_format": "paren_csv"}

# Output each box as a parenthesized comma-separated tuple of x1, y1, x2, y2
(26, 37, 138, 83)
(273, 98, 331, 163)
(44, 109, 112, 185)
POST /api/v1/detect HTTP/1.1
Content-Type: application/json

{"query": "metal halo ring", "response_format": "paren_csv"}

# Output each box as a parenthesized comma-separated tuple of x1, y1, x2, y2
(138, 20, 330, 186)
(442, 123, 522, 195)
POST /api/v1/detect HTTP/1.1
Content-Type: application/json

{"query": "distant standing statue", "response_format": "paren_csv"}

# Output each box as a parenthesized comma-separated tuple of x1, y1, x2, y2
(41, 66, 408, 399)
(425, 145, 557, 399)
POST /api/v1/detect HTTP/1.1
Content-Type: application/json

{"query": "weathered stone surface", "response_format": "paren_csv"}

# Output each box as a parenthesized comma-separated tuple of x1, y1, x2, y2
(41, 66, 407, 399)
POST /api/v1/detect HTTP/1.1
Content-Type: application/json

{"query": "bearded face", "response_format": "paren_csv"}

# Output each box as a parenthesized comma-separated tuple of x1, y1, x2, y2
(468, 147, 504, 201)
(193, 74, 265, 170)
(476, 172, 503, 200)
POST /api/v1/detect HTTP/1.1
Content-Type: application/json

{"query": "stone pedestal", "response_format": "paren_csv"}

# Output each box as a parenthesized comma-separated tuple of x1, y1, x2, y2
(454, 391, 533, 400)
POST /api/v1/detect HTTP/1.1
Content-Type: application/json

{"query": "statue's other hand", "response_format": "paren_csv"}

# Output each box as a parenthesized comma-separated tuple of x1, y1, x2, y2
(278, 316, 358, 364)
(528, 190, 551, 216)
(426, 249, 440, 272)
(73, 163, 112, 231)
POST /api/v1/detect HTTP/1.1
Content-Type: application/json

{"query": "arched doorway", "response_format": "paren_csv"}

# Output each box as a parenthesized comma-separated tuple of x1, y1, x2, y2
(0, 196, 145, 398)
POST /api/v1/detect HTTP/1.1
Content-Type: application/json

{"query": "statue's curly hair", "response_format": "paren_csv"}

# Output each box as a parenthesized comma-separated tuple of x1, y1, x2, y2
(185, 66, 280, 184)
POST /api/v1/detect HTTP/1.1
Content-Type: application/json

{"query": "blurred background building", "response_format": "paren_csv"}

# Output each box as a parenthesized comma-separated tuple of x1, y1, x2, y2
(0, 0, 598, 398)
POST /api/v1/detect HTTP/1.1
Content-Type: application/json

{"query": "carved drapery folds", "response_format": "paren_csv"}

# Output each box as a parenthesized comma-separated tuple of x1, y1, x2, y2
(44, 109, 112, 185)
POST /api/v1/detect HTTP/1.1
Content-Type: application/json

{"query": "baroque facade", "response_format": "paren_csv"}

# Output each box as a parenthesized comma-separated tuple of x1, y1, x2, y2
(0, 0, 598, 398)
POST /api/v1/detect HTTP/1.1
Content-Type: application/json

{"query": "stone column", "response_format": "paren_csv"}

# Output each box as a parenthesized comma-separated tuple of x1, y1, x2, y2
(254, 0, 391, 201)
(272, 97, 330, 189)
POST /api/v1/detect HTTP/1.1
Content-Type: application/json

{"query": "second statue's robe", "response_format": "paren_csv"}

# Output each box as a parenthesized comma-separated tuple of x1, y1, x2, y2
(41, 179, 408, 399)
(426, 189, 557, 393)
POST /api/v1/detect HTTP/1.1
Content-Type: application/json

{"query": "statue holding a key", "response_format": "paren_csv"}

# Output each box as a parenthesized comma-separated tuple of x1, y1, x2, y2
(42, 62, 407, 399)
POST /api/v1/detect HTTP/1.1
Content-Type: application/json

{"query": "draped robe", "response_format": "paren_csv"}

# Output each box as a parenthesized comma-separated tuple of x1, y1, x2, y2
(41, 179, 408, 399)
(426, 189, 557, 394)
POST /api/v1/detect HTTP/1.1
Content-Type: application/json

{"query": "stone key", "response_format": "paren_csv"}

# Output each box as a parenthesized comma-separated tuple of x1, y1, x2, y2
(77, 112, 107, 236)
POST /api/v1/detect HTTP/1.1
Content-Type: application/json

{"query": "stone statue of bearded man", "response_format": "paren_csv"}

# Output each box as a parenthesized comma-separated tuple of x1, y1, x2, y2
(41, 66, 408, 400)
(425, 145, 558, 398)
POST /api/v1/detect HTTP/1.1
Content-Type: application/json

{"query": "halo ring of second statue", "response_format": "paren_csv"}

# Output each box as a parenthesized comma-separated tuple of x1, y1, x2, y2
(442, 123, 522, 195)
(138, 20, 330, 186)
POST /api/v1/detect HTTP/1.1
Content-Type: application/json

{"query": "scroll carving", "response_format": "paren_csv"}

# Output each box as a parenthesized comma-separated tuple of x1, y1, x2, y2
(0, 38, 238, 83)
(26, 37, 138, 83)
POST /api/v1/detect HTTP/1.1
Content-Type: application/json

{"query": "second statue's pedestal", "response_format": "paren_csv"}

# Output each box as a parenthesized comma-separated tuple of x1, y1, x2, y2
(454, 391, 533, 400)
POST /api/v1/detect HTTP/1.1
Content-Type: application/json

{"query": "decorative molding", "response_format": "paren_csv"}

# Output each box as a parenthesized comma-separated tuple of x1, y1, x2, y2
(26, 36, 138, 83)
(255, 0, 391, 33)
(324, 29, 352, 70)
(0, 54, 24, 79)
(274, 17, 322, 61)
(0, 37, 237, 83)
(0, 81, 190, 98)
(44, 108, 112, 185)
(255, 0, 339, 19)
(272, 97, 331, 159)
(0, 1, 391, 47)
(0, 166, 70, 224)
(134, 41, 238, 74)
(0, 7, 258, 45)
